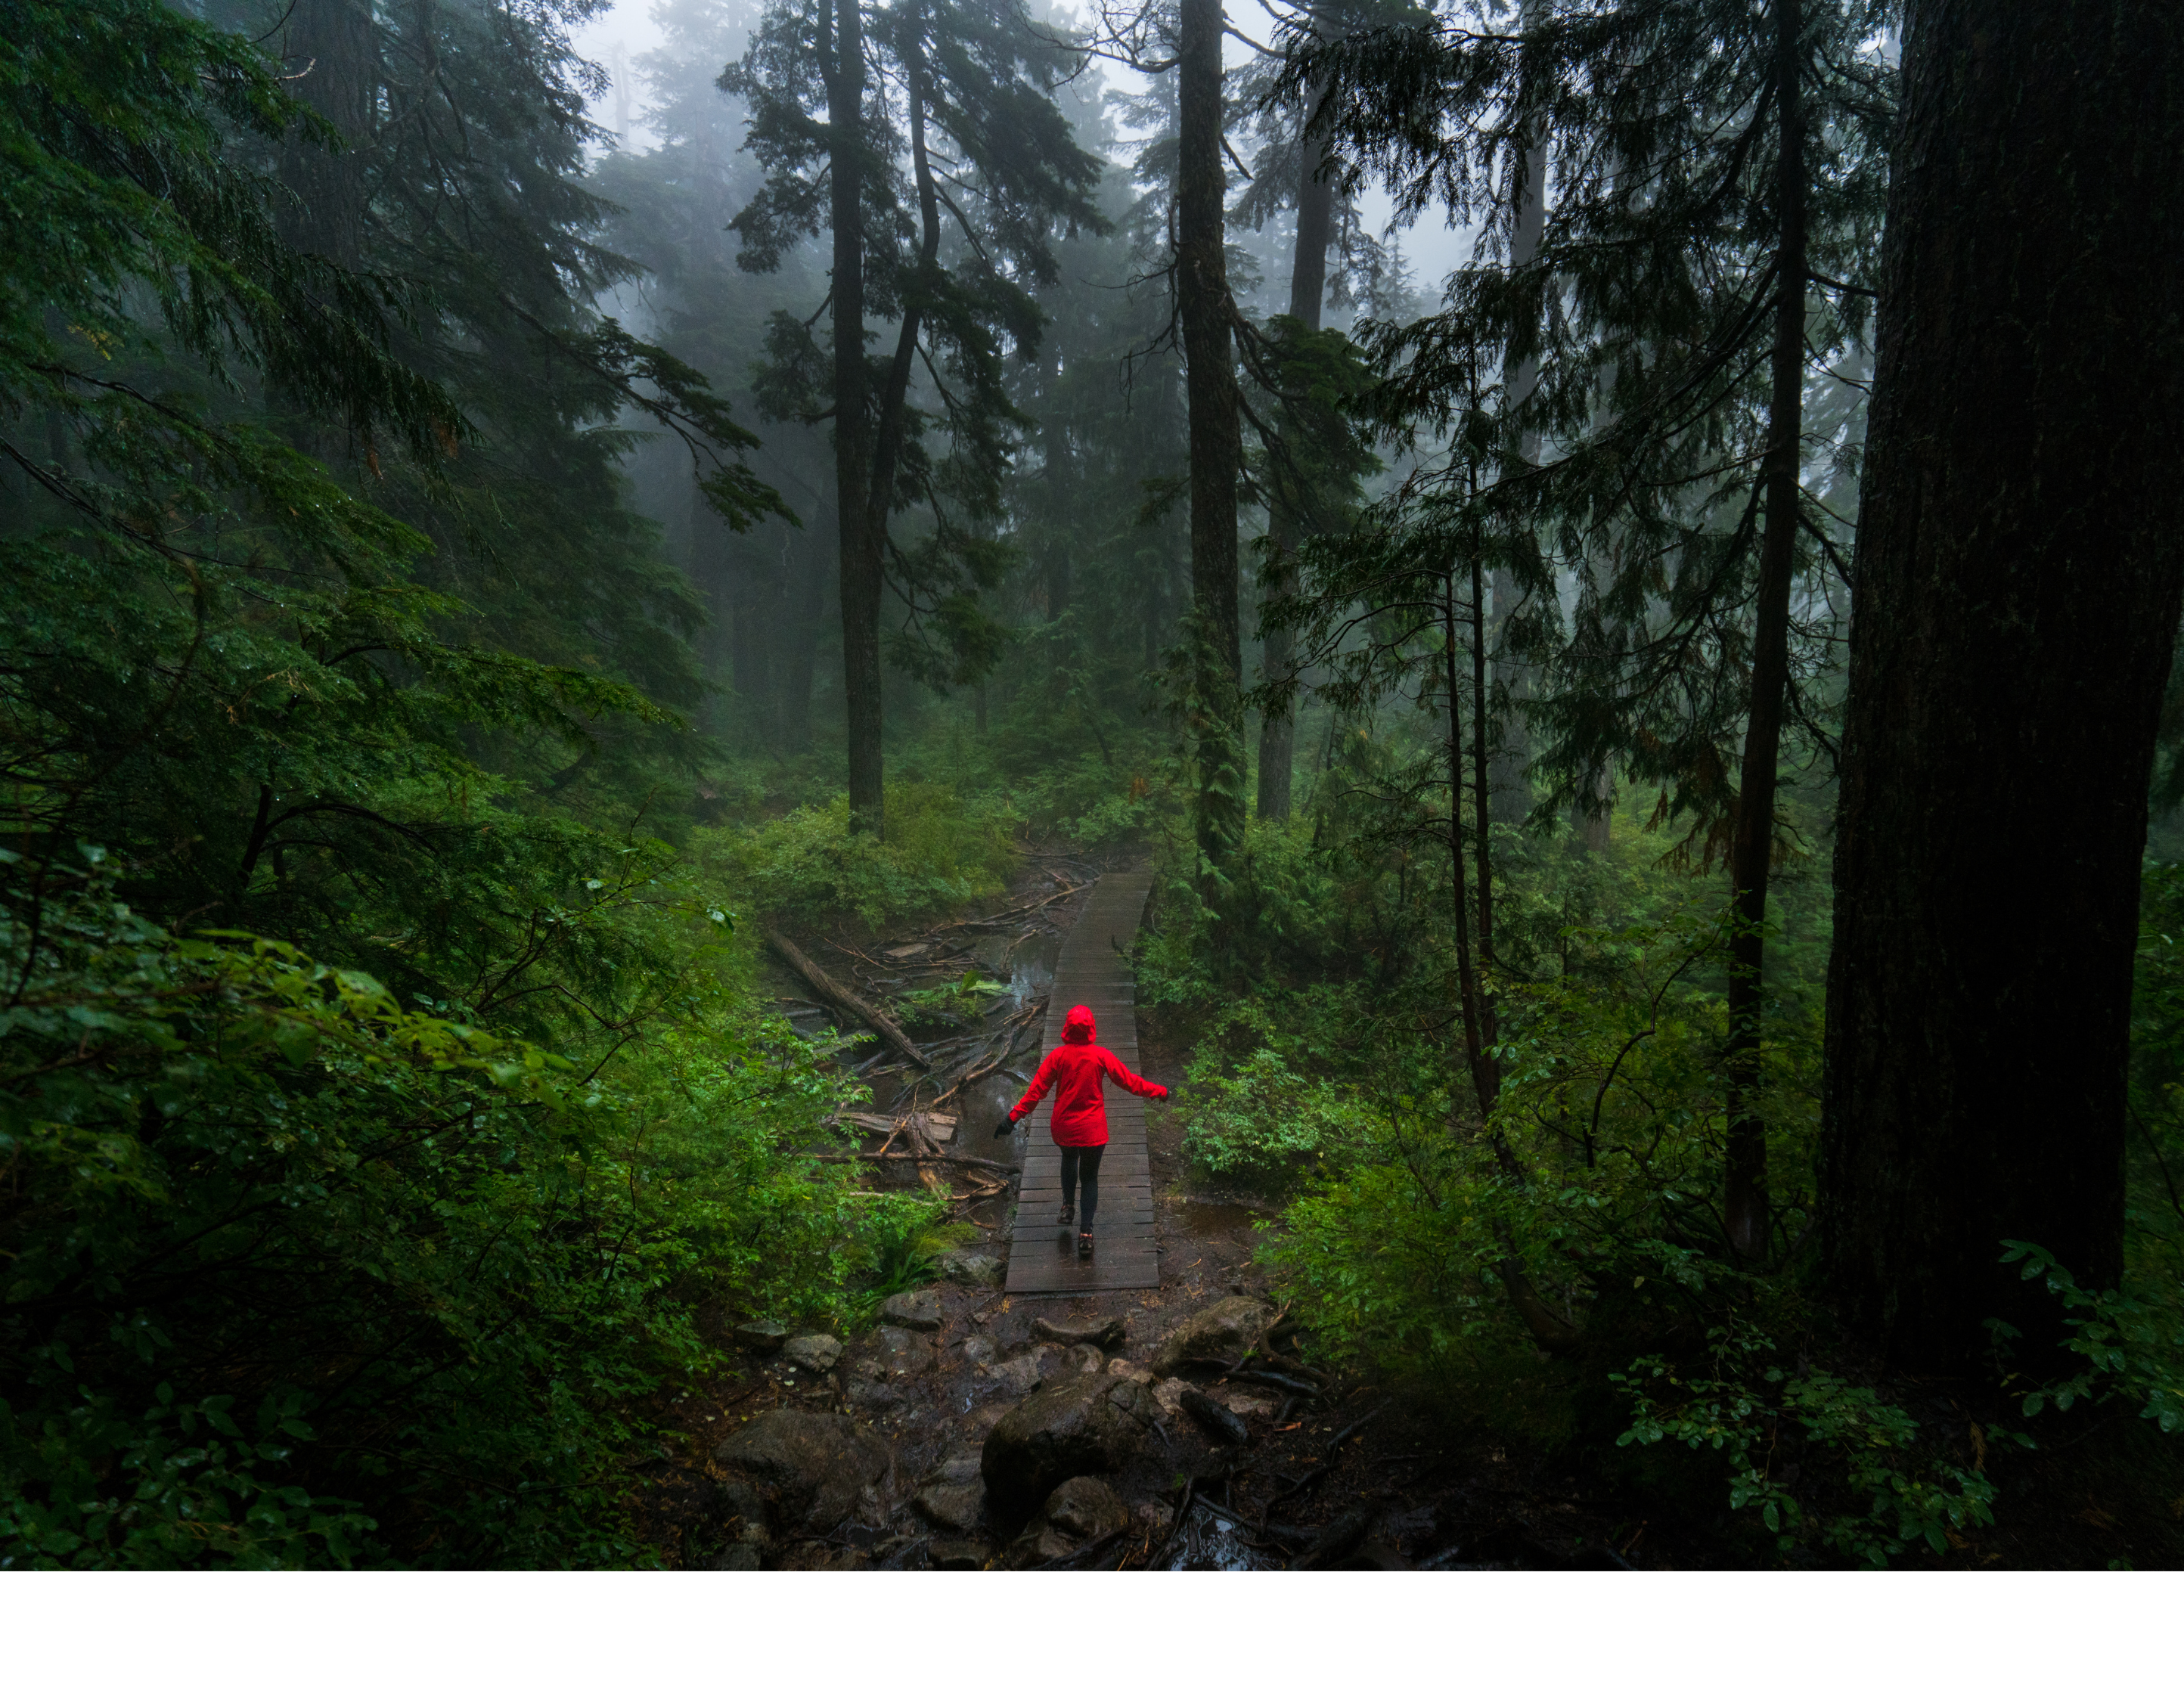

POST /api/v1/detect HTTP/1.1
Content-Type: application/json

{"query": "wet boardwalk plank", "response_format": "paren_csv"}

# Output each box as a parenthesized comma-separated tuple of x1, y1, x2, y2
(1004, 870, 1159, 1295)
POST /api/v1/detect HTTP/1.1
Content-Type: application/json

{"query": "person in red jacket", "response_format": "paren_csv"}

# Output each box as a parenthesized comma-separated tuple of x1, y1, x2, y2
(997, 1003, 1168, 1257)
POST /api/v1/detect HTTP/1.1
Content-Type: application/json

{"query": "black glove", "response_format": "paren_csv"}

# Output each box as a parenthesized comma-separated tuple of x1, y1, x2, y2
(993, 1114, 1018, 1138)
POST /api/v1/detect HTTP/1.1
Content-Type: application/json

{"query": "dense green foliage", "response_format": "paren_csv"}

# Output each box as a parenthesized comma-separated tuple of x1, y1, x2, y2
(0, 0, 951, 1568)
(6, 0, 2179, 1574)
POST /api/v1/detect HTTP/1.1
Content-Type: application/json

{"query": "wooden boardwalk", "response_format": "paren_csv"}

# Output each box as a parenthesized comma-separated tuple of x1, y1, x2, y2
(1004, 870, 1159, 1295)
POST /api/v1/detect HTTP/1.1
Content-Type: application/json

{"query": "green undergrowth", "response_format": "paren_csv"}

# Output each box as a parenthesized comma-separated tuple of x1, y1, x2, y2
(0, 849, 938, 1568)
(688, 780, 1020, 931)
(1143, 790, 2184, 1565)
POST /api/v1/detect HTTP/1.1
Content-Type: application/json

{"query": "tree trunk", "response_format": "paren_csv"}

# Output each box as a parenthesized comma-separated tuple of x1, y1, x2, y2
(1488, 8, 1550, 826)
(1720, 0, 1805, 1264)
(1820, 0, 2184, 1366)
(1177, 0, 1245, 873)
(1041, 338, 1072, 623)
(828, 0, 884, 836)
(1255, 77, 1336, 824)
(278, 0, 375, 268)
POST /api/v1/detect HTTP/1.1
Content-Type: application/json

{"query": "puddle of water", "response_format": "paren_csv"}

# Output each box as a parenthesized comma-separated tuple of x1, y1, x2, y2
(1176, 1201, 1261, 1239)
(969, 929, 1059, 1013)
(1166, 1504, 1279, 1572)
(959, 1071, 1022, 1139)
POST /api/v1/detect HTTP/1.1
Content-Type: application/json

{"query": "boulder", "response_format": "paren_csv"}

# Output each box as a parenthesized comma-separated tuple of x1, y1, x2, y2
(988, 1347, 1064, 1395)
(1149, 1296, 1276, 1377)
(1066, 1343, 1106, 1375)
(1151, 1376, 1192, 1417)
(912, 1480, 986, 1533)
(928, 1537, 992, 1571)
(733, 1319, 787, 1352)
(875, 1325, 935, 1376)
(934, 1451, 983, 1484)
(883, 1289, 943, 1331)
(980, 1372, 1155, 1518)
(1221, 1389, 1277, 1418)
(935, 1249, 1004, 1288)
(1106, 1357, 1156, 1388)
(711, 1410, 895, 1534)
(782, 1333, 842, 1374)
(706, 1543, 763, 1571)
(709, 1479, 771, 1541)
(960, 1334, 997, 1367)
(844, 1379, 902, 1411)
(1032, 1313, 1126, 1349)
(1008, 1475, 1130, 1566)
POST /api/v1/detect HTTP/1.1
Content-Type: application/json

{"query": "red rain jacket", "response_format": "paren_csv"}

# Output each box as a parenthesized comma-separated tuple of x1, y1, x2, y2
(1007, 1004, 1168, 1147)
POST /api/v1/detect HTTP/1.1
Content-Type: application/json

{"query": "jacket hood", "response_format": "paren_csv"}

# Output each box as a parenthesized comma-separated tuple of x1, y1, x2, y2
(1063, 1004, 1096, 1044)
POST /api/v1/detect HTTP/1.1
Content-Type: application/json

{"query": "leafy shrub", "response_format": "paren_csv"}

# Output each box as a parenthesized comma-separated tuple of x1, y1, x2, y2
(0, 850, 924, 1568)
(693, 782, 1019, 930)
(2000, 1242, 2184, 1433)
(1175, 1045, 1373, 1192)
(1615, 1316, 2003, 1565)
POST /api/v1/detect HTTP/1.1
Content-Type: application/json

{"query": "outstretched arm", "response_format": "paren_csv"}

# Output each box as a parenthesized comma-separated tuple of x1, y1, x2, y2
(1100, 1048, 1168, 1101)
(1008, 1050, 1063, 1122)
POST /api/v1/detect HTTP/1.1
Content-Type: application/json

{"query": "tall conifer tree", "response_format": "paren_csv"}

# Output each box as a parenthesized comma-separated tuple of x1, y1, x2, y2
(725, 0, 1106, 836)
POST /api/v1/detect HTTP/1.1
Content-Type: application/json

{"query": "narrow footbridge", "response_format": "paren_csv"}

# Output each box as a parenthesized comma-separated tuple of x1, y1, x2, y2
(1004, 869, 1159, 1295)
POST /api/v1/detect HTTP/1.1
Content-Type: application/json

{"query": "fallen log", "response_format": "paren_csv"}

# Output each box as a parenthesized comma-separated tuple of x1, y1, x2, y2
(768, 932, 929, 1068)
(811, 1151, 1020, 1177)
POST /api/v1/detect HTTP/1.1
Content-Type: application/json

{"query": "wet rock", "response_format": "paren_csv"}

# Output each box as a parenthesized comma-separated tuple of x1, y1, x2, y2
(706, 1543, 764, 1571)
(1150, 1296, 1277, 1377)
(1044, 1474, 1130, 1540)
(1106, 1357, 1156, 1387)
(1066, 1343, 1106, 1375)
(1180, 1387, 1252, 1446)
(709, 1479, 772, 1545)
(913, 1481, 986, 1533)
(980, 1372, 1155, 1519)
(1221, 1390, 1277, 1418)
(1033, 1313, 1126, 1349)
(1008, 1475, 1131, 1566)
(883, 1289, 943, 1331)
(964, 1399, 1013, 1435)
(876, 1325, 936, 1376)
(929, 1537, 992, 1571)
(712, 1410, 894, 1534)
(782, 1333, 843, 1374)
(733, 1319, 788, 1352)
(960, 1335, 997, 1367)
(935, 1249, 1004, 1288)
(1151, 1376, 1192, 1417)
(777, 1540, 869, 1571)
(935, 1451, 983, 1484)
(845, 1379, 902, 1411)
(988, 1346, 1065, 1394)
(1134, 1499, 1174, 1536)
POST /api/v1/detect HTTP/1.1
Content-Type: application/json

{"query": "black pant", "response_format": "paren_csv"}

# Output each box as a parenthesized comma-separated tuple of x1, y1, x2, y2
(1060, 1145, 1104, 1230)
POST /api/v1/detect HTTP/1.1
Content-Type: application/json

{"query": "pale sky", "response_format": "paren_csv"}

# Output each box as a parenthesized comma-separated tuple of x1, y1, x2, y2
(570, 0, 1473, 290)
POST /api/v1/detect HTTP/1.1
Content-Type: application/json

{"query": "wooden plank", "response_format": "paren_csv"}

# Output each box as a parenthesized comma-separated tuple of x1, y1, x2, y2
(1005, 868, 1159, 1294)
